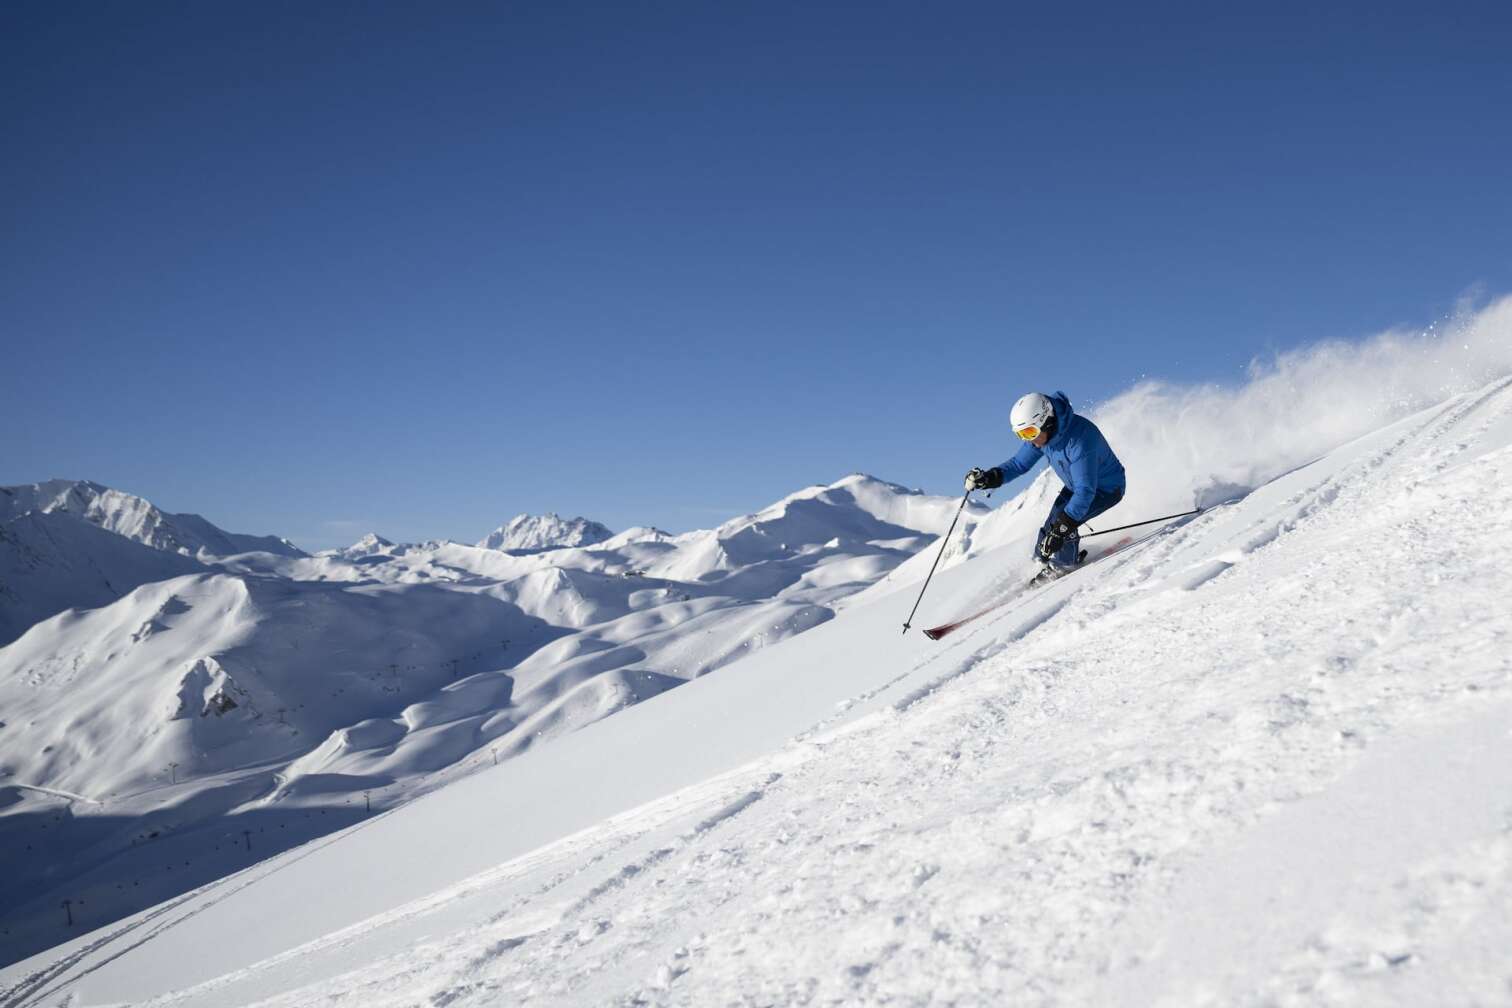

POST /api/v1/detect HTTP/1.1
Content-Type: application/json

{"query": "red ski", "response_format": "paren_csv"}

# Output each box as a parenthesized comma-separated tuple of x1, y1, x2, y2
(921, 601, 1008, 640)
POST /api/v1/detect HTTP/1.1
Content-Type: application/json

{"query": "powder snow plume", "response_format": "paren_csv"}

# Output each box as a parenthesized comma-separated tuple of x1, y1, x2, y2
(1088, 293, 1512, 522)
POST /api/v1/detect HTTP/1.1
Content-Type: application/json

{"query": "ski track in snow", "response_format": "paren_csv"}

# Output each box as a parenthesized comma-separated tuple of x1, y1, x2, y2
(69, 378, 1510, 1007)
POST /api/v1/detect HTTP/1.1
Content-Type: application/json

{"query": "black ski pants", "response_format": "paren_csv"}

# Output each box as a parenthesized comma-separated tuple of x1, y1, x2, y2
(1034, 486, 1126, 567)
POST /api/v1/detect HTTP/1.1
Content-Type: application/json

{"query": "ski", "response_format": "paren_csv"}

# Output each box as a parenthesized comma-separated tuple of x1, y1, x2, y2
(921, 535, 1134, 641)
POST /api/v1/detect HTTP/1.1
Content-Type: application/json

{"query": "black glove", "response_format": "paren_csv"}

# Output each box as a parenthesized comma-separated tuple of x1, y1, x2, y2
(1038, 514, 1078, 559)
(963, 466, 1004, 492)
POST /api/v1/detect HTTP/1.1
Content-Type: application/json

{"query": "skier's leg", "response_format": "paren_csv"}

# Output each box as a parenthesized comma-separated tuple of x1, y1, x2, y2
(1048, 488, 1126, 565)
(1080, 487, 1126, 526)
(1051, 523, 1081, 567)
(1044, 486, 1129, 568)
(1035, 489, 1085, 567)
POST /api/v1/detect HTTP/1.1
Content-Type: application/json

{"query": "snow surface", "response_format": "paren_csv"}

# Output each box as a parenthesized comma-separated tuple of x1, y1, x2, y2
(3, 296, 1511, 1005)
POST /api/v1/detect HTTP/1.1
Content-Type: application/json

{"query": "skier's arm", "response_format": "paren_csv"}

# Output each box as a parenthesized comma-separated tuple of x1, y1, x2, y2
(994, 441, 1041, 482)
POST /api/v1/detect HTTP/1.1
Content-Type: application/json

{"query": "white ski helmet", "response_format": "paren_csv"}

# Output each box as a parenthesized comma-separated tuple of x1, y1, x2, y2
(1010, 392, 1055, 441)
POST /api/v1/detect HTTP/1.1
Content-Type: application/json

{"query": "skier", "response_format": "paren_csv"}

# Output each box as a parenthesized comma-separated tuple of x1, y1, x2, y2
(963, 391, 1126, 575)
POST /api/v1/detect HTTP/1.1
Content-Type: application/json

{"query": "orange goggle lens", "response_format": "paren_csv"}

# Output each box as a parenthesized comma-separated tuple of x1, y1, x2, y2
(1015, 425, 1040, 441)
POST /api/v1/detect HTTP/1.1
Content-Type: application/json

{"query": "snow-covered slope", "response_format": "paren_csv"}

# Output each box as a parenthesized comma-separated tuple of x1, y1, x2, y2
(0, 481, 304, 646)
(0, 510, 209, 646)
(477, 513, 613, 553)
(0, 475, 975, 968)
(5, 344, 1511, 1005)
(0, 574, 536, 799)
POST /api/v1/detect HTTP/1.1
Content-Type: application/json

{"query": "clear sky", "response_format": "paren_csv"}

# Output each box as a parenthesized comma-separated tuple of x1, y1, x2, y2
(6, 2, 1511, 549)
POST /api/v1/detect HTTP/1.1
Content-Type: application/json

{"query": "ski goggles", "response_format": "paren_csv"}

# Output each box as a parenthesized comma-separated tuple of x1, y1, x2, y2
(1014, 424, 1041, 441)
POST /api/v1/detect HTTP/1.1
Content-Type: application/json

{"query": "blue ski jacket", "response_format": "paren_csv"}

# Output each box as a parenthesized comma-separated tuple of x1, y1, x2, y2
(996, 391, 1126, 523)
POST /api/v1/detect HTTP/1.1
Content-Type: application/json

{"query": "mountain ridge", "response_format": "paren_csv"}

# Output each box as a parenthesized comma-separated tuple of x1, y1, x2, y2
(0, 479, 305, 559)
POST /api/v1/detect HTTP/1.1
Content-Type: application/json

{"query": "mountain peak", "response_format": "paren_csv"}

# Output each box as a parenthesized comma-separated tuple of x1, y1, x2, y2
(477, 513, 614, 554)
(330, 532, 397, 559)
(353, 532, 394, 550)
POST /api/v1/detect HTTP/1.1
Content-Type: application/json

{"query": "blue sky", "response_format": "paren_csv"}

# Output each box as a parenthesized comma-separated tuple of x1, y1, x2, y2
(6, 2, 1510, 549)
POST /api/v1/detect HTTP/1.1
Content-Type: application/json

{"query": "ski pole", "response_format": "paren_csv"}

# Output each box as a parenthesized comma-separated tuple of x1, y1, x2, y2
(1080, 507, 1202, 539)
(902, 490, 972, 635)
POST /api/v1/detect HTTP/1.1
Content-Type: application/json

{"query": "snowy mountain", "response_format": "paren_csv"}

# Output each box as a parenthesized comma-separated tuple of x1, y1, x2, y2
(0, 510, 209, 647)
(323, 532, 398, 562)
(477, 513, 613, 553)
(0, 480, 305, 647)
(4, 298, 1510, 1005)
(0, 474, 980, 969)
(1, 480, 304, 559)
(342, 531, 394, 554)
